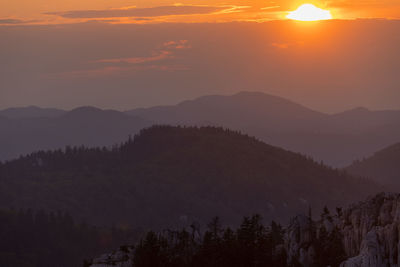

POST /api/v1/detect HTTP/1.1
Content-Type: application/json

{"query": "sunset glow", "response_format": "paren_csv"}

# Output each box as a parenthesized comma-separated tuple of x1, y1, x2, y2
(1, 0, 400, 24)
(1, 0, 400, 263)
(287, 4, 332, 21)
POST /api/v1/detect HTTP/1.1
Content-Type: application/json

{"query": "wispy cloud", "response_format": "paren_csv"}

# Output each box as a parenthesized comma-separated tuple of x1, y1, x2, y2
(162, 40, 191, 50)
(95, 51, 173, 65)
(326, 0, 389, 8)
(93, 40, 190, 65)
(46, 5, 224, 19)
(55, 64, 189, 78)
(0, 19, 24, 25)
(52, 40, 191, 78)
(213, 5, 252, 14)
(260, 6, 281, 10)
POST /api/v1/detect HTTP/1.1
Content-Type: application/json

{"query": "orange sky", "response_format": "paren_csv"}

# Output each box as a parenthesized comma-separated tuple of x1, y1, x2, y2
(1, 0, 400, 24)
(1, 2, 399, 111)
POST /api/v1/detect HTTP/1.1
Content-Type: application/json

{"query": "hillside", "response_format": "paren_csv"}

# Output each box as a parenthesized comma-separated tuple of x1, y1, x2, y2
(346, 143, 400, 189)
(127, 92, 400, 167)
(1, 92, 400, 167)
(0, 126, 379, 228)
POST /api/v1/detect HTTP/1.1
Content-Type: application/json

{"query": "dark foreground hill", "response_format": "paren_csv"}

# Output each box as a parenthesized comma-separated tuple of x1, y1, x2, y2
(346, 143, 400, 189)
(0, 126, 379, 228)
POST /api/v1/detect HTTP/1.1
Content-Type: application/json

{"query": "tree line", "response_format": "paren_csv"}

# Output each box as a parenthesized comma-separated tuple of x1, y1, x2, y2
(132, 209, 346, 267)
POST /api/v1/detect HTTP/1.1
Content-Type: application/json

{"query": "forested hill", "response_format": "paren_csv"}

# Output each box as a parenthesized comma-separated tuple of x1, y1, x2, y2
(346, 143, 400, 189)
(0, 126, 379, 228)
(127, 92, 400, 167)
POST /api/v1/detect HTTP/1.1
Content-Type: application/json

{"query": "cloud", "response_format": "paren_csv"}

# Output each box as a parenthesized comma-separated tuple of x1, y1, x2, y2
(0, 19, 24, 25)
(213, 5, 252, 14)
(54, 64, 189, 78)
(46, 5, 225, 19)
(95, 51, 173, 65)
(53, 40, 191, 78)
(326, 0, 391, 9)
(260, 6, 281, 10)
(162, 40, 191, 50)
(93, 40, 190, 65)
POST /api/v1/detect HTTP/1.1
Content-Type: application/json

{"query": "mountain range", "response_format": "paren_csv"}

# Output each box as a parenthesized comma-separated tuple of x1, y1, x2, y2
(0, 106, 150, 161)
(0, 106, 66, 119)
(1, 92, 400, 167)
(127, 92, 400, 167)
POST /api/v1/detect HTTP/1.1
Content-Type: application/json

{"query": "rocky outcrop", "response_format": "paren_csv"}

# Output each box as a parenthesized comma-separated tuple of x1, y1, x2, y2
(286, 214, 316, 266)
(338, 193, 400, 267)
(286, 192, 400, 267)
(85, 246, 134, 267)
(88, 193, 400, 267)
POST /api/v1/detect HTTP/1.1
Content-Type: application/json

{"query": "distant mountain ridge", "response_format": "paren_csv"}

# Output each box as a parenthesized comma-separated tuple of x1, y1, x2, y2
(127, 92, 326, 132)
(1, 92, 400, 167)
(127, 92, 400, 167)
(0, 106, 66, 119)
(345, 143, 400, 189)
(0, 107, 150, 161)
(327, 106, 400, 134)
(0, 126, 380, 228)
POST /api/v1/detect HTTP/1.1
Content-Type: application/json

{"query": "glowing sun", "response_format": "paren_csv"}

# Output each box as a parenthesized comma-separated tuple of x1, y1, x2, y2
(287, 4, 332, 21)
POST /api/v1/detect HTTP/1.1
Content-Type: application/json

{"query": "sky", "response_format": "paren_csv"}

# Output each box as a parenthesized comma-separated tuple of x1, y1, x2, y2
(1, 0, 400, 24)
(0, 1, 400, 112)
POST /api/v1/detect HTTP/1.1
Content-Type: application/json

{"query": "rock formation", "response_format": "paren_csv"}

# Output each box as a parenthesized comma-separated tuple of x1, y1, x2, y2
(287, 192, 400, 267)
(85, 246, 134, 267)
(88, 193, 400, 266)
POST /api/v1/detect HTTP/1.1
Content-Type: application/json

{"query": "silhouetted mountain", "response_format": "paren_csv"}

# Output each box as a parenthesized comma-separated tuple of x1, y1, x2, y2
(2, 92, 400, 166)
(0, 107, 150, 161)
(60, 106, 122, 120)
(127, 92, 326, 132)
(0, 106, 66, 119)
(345, 143, 400, 189)
(327, 107, 400, 133)
(127, 92, 400, 167)
(0, 126, 379, 228)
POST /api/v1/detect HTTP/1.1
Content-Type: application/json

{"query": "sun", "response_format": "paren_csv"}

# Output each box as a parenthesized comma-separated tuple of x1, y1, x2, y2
(287, 4, 332, 21)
